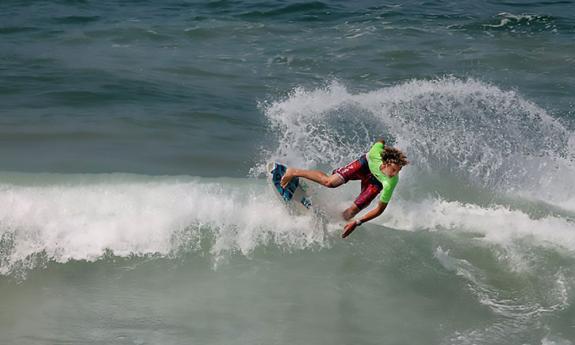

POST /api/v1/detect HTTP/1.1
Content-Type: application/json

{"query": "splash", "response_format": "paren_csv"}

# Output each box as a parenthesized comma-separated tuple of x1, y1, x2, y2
(262, 78, 575, 210)
(387, 198, 575, 252)
(483, 13, 558, 33)
(0, 174, 328, 276)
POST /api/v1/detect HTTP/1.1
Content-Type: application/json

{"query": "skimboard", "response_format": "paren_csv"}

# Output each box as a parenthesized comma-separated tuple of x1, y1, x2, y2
(267, 162, 313, 214)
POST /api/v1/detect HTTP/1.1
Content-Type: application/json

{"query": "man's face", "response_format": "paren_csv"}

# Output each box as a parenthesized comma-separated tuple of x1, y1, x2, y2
(380, 163, 402, 177)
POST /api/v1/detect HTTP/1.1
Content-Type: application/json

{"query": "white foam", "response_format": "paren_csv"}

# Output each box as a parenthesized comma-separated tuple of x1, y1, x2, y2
(542, 336, 574, 345)
(262, 78, 575, 211)
(386, 198, 575, 251)
(0, 176, 327, 275)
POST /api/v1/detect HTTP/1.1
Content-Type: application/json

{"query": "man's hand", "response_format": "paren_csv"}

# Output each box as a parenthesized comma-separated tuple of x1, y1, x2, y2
(342, 220, 359, 238)
(341, 202, 387, 239)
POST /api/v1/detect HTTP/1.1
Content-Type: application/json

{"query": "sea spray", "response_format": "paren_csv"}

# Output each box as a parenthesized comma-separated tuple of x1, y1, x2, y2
(0, 175, 328, 275)
(262, 78, 575, 210)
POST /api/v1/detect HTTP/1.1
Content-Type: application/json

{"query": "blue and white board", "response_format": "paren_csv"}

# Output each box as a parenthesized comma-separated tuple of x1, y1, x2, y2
(267, 162, 313, 214)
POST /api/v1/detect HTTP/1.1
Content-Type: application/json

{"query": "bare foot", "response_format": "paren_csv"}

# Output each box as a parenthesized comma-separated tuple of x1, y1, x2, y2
(280, 168, 294, 189)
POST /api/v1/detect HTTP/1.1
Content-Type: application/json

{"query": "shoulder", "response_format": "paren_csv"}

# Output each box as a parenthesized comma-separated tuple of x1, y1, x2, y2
(370, 142, 384, 151)
(367, 142, 384, 158)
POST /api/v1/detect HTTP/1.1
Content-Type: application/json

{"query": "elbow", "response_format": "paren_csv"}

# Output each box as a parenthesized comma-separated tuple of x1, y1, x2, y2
(376, 202, 387, 216)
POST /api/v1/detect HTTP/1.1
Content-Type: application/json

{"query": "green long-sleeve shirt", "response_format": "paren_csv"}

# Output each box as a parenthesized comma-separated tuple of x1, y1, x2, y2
(366, 142, 398, 203)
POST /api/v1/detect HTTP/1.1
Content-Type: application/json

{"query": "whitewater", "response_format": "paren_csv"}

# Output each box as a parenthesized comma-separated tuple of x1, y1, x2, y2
(2, 73, 575, 345)
(1, 79, 572, 276)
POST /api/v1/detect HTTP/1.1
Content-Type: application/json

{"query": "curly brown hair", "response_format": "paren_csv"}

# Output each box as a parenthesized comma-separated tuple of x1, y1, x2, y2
(381, 146, 409, 166)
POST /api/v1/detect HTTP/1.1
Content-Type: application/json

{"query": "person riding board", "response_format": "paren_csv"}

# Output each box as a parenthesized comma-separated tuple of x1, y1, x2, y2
(280, 139, 408, 238)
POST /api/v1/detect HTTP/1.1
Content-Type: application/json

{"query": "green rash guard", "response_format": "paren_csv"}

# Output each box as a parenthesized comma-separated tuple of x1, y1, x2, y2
(366, 142, 399, 203)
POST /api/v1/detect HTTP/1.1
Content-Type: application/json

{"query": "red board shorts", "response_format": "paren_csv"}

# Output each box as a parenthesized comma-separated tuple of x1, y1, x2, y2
(333, 155, 383, 210)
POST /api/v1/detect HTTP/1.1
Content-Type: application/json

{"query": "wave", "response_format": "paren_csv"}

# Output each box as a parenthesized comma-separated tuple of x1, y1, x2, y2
(388, 198, 575, 251)
(448, 12, 572, 34)
(239, 2, 338, 21)
(0, 172, 574, 277)
(436, 248, 571, 345)
(484, 12, 554, 28)
(50, 15, 101, 25)
(2, 78, 574, 278)
(259, 78, 575, 211)
(256, 79, 575, 343)
(0, 26, 39, 35)
(0, 173, 330, 276)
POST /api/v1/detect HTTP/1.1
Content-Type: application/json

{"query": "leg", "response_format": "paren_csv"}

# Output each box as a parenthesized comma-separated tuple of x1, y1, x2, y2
(342, 204, 360, 221)
(281, 157, 365, 189)
(346, 181, 381, 220)
(280, 168, 344, 189)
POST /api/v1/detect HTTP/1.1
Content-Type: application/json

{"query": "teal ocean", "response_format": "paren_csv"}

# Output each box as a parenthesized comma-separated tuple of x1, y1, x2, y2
(1, 1, 575, 344)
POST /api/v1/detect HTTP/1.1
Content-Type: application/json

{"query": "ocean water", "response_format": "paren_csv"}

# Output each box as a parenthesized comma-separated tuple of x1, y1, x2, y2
(1, 0, 575, 344)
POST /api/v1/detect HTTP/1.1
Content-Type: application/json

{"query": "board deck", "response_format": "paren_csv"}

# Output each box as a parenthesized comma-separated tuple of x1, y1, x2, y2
(267, 162, 313, 214)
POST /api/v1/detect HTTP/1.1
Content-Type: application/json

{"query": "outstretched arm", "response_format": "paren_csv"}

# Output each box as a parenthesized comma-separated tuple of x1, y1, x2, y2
(342, 201, 387, 238)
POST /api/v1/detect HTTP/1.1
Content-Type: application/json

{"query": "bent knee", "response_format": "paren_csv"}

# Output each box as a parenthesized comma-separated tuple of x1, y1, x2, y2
(325, 175, 344, 188)
(325, 181, 339, 188)
(342, 205, 360, 220)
